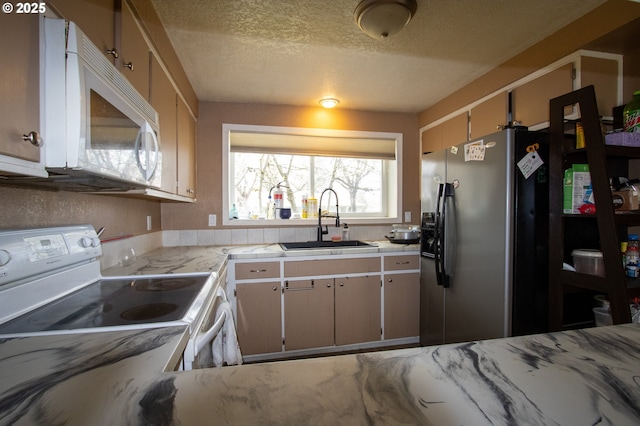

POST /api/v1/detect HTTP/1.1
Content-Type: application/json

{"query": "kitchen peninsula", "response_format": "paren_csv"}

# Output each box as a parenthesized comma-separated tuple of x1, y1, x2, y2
(0, 242, 638, 424)
(0, 322, 639, 425)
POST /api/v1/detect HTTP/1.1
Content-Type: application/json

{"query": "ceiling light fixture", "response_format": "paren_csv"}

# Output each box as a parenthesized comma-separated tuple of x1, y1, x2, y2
(354, 0, 417, 39)
(319, 98, 340, 108)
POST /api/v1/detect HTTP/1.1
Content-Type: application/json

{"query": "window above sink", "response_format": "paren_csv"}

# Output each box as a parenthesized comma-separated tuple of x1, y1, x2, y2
(222, 123, 403, 226)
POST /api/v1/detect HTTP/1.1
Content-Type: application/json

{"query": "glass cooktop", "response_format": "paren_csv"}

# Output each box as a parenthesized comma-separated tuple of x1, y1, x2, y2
(0, 275, 210, 334)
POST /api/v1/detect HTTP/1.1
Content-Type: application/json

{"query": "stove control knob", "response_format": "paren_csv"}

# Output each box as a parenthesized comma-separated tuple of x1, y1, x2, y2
(0, 249, 11, 266)
(91, 237, 101, 247)
(80, 237, 93, 248)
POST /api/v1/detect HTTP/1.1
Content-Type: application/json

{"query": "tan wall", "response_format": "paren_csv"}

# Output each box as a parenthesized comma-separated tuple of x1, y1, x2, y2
(161, 102, 419, 229)
(0, 186, 161, 239)
(419, 1, 640, 127)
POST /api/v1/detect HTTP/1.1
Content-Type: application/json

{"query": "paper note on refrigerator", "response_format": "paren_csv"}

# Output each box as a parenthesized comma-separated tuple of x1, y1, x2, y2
(517, 151, 544, 179)
(464, 141, 485, 161)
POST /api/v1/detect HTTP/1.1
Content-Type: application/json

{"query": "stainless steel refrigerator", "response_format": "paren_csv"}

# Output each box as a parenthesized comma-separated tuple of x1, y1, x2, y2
(420, 128, 549, 345)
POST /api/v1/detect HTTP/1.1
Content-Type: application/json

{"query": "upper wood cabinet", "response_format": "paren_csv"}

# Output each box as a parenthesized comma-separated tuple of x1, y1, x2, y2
(470, 92, 508, 139)
(49, 0, 150, 98)
(0, 13, 44, 176)
(511, 64, 574, 128)
(150, 54, 177, 194)
(118, 0, 150, 97)
(177, 97, 197, 198)
(512, 53, 621, 128)
(421, 112, 468, 154)
(48, 0, 117, 63)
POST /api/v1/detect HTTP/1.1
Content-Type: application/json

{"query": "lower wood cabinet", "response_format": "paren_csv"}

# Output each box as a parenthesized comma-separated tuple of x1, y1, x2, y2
(235, 281, 281, 356)
(232, 253, 419, 359)
(384, 272, 420, 339)
(283, 279, 334, 351)
(335, 275, 381, 346)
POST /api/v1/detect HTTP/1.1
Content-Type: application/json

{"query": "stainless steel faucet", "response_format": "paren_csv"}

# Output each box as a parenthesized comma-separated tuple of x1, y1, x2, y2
(317, 188, 340, 241)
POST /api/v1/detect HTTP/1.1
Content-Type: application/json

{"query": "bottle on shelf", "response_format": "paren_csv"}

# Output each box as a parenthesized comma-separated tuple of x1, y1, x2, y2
(230, 204, 239, 219)
(341, 223, 349, 241)
(623, 90, 640, 133)
(626, 234, 639, 278)
(301, 194, 308, 219)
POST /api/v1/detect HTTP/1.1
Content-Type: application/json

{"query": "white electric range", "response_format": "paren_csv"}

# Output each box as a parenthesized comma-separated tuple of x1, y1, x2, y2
(0, 225, 226, 370)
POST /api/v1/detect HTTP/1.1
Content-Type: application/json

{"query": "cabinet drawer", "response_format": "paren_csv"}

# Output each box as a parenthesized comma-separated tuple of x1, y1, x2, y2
(235, 261, 280, 280)
(284, 257, 380, 277)
(384, 255, 419, 271)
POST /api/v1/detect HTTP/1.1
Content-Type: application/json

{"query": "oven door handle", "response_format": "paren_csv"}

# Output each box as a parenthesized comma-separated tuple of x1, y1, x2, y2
(194, 288, 228, 357)
(194, 309, 227, 356)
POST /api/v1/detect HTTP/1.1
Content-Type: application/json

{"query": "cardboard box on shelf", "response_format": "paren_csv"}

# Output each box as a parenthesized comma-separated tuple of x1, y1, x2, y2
(563, 164, 592, 214)
(605, 132, 640, 147)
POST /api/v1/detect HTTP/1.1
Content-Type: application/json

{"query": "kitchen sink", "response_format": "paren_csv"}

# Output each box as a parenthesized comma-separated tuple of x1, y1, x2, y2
(279, 240, 373, 250)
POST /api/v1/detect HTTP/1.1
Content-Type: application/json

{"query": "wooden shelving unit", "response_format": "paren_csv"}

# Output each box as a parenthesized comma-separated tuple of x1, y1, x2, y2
(549, 85, 635, 330)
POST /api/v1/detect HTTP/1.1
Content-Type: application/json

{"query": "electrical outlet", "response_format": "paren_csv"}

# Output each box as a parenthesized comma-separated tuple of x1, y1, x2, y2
(404, 211, 411, 222)
(208, 214, 217, 227)
(146, 215, 152, 231)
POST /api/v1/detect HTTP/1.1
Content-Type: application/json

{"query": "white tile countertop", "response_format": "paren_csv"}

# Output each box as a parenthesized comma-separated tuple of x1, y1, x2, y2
(1, 323, 639, 425)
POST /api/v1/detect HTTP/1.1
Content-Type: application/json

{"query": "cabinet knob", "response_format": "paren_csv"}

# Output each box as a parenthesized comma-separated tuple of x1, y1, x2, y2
(124, 62, 134, 71)
(339, 282, 344, 287)
(272, 286, 278, 291)
(22, 131, 42, 147)
(106, 48, 119, 58)
(388, 278, 393, 283)
(327, 283, 332, 288)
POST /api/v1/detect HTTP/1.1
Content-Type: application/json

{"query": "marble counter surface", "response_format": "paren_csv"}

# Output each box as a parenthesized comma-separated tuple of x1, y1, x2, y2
(1, 324, 639, 425)
(101, 240, 419, 277)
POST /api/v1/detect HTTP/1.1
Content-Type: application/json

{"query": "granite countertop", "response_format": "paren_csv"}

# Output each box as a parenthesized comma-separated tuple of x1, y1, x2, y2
(1, 323, 639, 425)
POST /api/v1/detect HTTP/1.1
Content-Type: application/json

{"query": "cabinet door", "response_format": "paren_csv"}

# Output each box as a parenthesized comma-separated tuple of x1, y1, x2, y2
(0, 13, 40, 163)
(150, 54, 177, 193)
(177, 97, 196, 198)
(335, 276, 381, 346)
(236, 281, 281, 355)
(48, 0, 116, 63)
(470, 92, 507, 139)
(512, 63, 573, 127)
(421, 112, 468, 154)
(119, 1, 150, 98)
(384, 273, 420, 339)
(284, 279, 334, 351)
(580, 56, 619, 118)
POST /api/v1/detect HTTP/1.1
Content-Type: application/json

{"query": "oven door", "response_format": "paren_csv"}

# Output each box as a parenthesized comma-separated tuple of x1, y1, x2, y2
(182, 285, 230, 370)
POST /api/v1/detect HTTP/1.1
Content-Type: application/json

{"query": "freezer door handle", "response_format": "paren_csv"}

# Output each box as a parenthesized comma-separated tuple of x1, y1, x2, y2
(435, 183, 455, 288)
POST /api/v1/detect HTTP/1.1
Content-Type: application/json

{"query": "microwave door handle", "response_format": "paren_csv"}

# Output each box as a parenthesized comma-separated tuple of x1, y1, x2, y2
(147, 124, 159, 181)
(135, 122, 159, 181)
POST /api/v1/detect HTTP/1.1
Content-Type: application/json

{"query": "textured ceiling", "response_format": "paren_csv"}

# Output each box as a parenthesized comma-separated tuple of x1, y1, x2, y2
(150, 0, 608, 113)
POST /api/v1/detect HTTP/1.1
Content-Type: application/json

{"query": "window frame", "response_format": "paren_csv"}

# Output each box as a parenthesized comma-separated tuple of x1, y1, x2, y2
(222, 123, 403, 226)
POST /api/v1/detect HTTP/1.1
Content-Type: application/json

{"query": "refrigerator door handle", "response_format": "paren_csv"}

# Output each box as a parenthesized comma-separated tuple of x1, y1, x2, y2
(434, 183, 446, 287)
(442, 183, 456, 288)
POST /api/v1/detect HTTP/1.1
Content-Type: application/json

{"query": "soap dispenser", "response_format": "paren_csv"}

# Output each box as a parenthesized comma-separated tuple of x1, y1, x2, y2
(342, 223, 349, 241)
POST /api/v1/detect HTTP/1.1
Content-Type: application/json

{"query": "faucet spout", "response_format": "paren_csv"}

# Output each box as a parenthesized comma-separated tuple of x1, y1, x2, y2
(317, 188, 340, 241)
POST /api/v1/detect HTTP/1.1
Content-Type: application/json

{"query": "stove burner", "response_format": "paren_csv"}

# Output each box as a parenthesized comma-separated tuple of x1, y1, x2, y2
(120, 303, 178, 321)
(135, 277, 198, 292)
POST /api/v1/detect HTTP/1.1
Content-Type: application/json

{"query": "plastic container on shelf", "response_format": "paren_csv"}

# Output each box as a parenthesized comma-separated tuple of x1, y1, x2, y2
(592, 307, 613, 327)
(308, 197, 318, 218)
(571, 249, 604, 276)
(623, 90, 640, 132)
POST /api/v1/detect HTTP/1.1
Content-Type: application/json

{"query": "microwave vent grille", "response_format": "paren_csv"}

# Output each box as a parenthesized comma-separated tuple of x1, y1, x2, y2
(79, 34, 158, 128)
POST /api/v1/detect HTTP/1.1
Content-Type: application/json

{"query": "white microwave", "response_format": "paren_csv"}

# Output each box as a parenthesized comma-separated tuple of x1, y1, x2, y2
(42, 18, 161, 190)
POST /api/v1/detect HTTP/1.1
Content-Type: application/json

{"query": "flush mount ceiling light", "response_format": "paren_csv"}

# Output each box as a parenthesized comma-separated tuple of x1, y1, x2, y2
(319, 98, 340, 108)
(354, 0, 417, 39)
